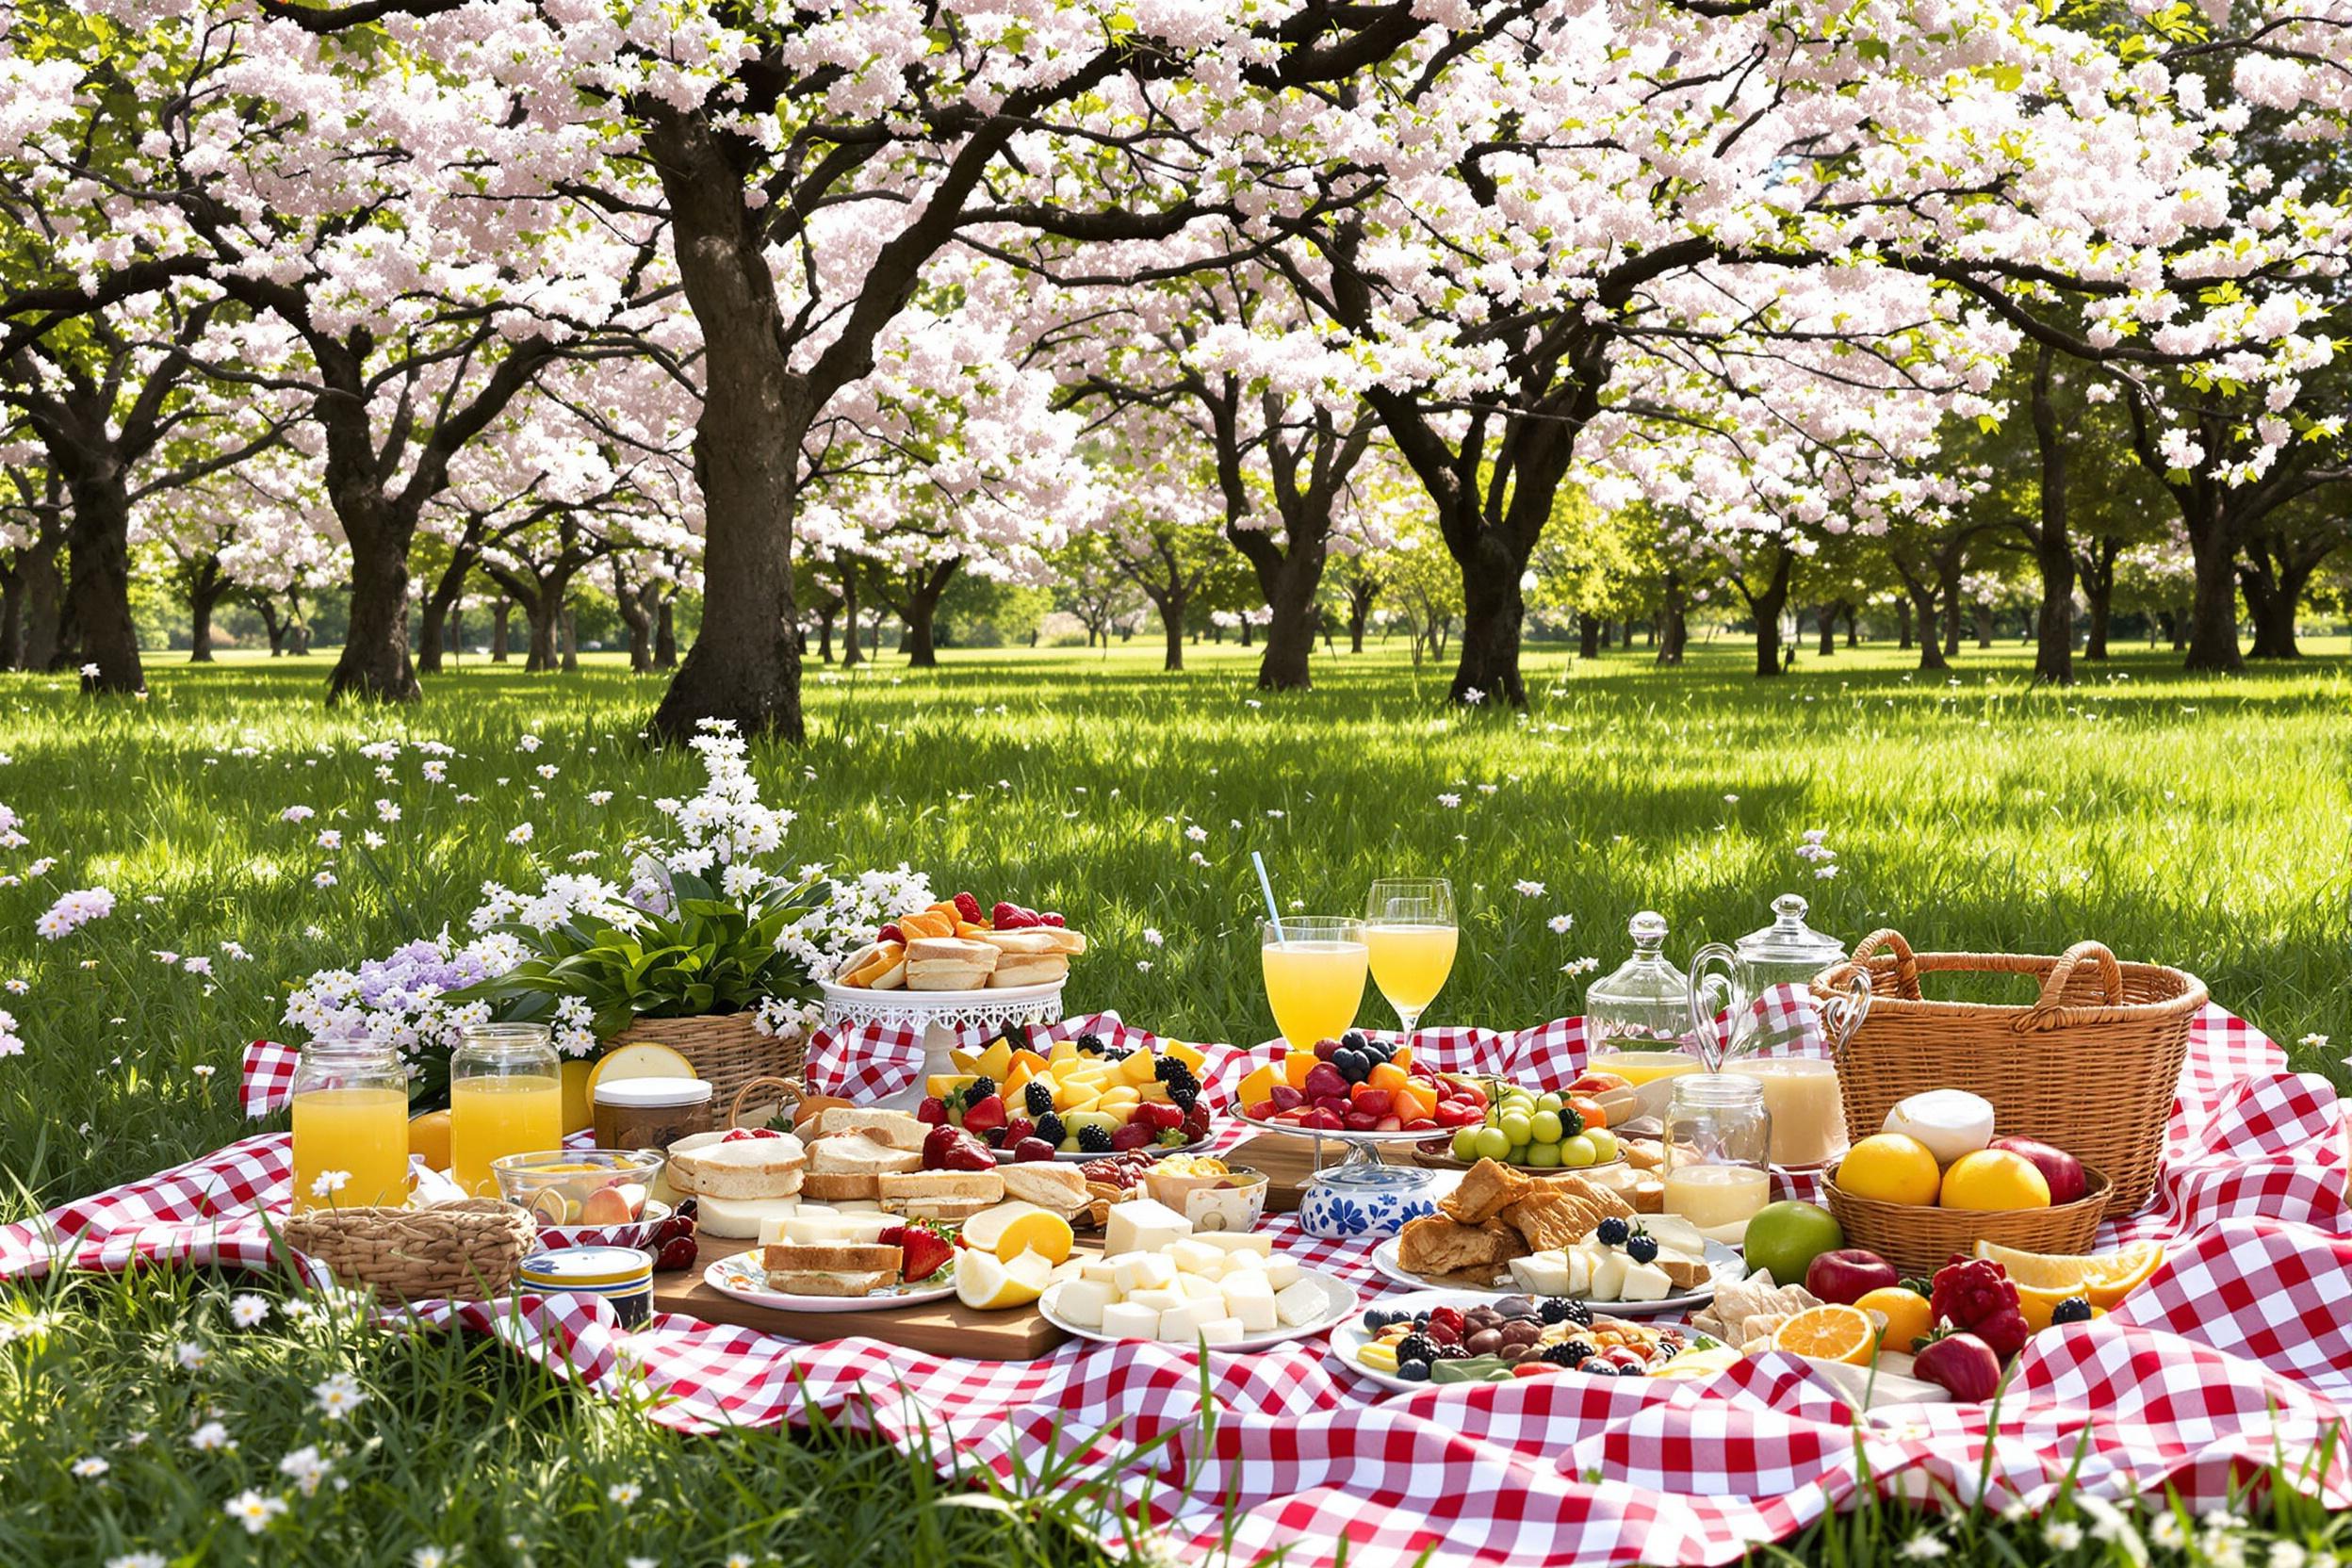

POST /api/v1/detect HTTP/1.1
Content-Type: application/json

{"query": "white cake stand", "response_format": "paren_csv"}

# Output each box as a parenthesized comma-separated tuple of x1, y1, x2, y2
(819, 979, 1068, 1110)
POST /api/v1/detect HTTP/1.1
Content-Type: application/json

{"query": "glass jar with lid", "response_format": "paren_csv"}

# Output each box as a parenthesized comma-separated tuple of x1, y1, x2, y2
(1660, 1072, 1772, 1233)
(1734, 893, 1848, 993)
(1584, 911, 1700, 1095)
(289, 1041, 412, 1212)
(449, 1022, 564, 1197)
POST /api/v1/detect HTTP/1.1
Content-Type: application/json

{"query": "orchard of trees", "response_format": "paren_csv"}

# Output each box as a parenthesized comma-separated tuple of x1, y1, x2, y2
(4, 0, 2351, 734)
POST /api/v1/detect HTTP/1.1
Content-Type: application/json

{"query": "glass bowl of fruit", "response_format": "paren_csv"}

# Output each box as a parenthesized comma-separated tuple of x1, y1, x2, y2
(492, 1149, 665, 1230)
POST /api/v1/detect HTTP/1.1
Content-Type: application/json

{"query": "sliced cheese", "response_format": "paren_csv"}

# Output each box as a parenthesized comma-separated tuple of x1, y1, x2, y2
(1590, 1251, 1630, 1301)
(1620, 1261, 1674, 1302)
(1272, 1278, 1330, 1329)
(697, 1195, 801, 1241)
(1197, 1316, 1247, 1348)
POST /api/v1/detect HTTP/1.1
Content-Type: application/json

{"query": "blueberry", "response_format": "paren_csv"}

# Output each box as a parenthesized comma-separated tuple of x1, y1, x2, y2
(1334, 1049, 1364, 1082)
(1595, 1217, 1631, 1248)
(1398, 1360, 1429, 1381)
(2051, 1297, 2094, 1326)
(1341, 1030, 1369, 1053)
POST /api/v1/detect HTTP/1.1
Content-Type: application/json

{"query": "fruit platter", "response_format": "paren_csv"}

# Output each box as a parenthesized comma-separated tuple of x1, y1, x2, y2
(829, 892, 1088, 995)
(1333, 1289, 1724, 1392)
(921, 1031, 1217, 1163)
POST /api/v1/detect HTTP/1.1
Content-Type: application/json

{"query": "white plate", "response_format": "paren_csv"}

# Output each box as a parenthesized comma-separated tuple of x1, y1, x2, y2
(1037, 1268, 1358, 1351)
(994, 1135, 1217, 1166)
(702, 1250, 957, 1313)
(1330, 1287, 1717, 1393)
(1366, 1237, 1745, 1315)
(819, 978, 1066, 1009)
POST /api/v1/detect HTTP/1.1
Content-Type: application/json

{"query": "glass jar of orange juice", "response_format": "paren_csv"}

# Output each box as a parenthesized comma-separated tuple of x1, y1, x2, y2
(449, 1023, 564, 1197)
(290, 1042, 412, 1212)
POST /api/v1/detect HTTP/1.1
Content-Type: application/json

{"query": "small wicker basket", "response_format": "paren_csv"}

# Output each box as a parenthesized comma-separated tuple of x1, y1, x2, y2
(1814, 931, 2205, 1214)
(284, 1200, 535, 1303)
(1821, 1168, 2112, 1277)
(603, 1012, 803, 1110)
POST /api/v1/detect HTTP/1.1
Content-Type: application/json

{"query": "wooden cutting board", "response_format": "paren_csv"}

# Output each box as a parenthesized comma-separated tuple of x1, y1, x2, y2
(652, 1237, 1073, 1361)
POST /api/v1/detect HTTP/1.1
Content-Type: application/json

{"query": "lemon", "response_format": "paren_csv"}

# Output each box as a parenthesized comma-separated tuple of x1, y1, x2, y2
(1652, 1346, 1742, 1380)
(408, 1109, 452, 1169)
(993, 1211, 1074, 1266)
(956, 1248, 1053, 1311)
(1853, 1286, 1934, 1353)
(1836, 1134, 1943, 1207)
(584, 1042, 695, 1101)
(1938, 1150, 2051, 1211)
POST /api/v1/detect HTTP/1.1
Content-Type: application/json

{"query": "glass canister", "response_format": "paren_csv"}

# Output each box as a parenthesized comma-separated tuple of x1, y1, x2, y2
(1660, 1072, 1772, 1233)
(449, 1022, 564, 1198)
(1731, 895, 1852, 1169)
(1735, 894, 1848, 993)
(289, 1042, 412, 1212)
(1584, 911, 1700, 1092)
(592, 1076, 712, 1152)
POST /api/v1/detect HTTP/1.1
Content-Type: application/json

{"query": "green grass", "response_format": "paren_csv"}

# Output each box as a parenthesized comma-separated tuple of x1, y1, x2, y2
(2, 638, 2348, 1565)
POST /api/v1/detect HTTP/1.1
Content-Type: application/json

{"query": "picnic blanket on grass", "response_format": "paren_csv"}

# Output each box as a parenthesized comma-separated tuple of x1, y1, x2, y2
(5, 1001, 2347, 1567)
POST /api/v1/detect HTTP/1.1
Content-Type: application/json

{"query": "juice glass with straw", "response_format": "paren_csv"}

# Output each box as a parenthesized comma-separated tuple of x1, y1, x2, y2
(1364, 877, 1456, 1042)
(1261, 916, 1369, 1053)
(449, 1022, 564, 1198)
(289, 1042, 412, 1212)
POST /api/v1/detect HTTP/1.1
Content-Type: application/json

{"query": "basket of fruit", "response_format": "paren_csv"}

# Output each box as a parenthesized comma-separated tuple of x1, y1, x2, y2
(1819, 1089, 2110, 1275)
(1813, 932, 2204, 1214)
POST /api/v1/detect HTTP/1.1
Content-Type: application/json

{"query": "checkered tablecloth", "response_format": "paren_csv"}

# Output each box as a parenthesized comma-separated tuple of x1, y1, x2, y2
(8, 999, 2348, 1567)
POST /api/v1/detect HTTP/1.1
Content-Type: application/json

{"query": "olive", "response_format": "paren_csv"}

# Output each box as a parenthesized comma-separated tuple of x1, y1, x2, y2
(1494, 1297, 1534, 1318)
(1465, 1328, 1504, 1355)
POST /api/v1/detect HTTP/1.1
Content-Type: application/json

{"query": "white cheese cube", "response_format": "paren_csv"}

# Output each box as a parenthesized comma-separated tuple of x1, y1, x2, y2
(1620, 1262, 1674, 1302)
(1218, 1270, 1278, 1331)
(1103, 1198, 1192, 1257)
(1507, 1253, 1572, 1296)
(1155, 1300, 1217, 1342)
(1197, 1316, 1247, 1347)
(1126, 1286, 1187, 1315)
(1054, 1280, 1118, 1329)
(1176, 1274, 1225, 1302)
(1562, 1246, 1593, 1297)
(1193, 1232, 1274, 1255)
(1217, 1250, 1266, 1271)
(1077, 1258, 1122, 1284)
(1273, 1278, 1330, 1328)
(1261, 1257, 1301, 1291)
(1590, 1251, 1629, 1300)
(1167, 1239, 1224, 1278)
(1112, 1252, 1177, 1294)
(1100, 1301, 1161, 1339)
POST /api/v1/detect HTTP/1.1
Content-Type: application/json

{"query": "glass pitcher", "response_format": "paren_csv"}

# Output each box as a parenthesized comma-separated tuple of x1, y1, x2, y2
(1688, 898, 1870, 1169)
(1585, 912, 1701, 1106)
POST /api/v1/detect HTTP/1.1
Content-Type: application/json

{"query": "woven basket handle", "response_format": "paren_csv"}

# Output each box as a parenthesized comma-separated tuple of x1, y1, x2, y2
(2013, 941, 2125, 1033)
(728, 1075, 804, 1130)
(1845, 929, 1922, 999)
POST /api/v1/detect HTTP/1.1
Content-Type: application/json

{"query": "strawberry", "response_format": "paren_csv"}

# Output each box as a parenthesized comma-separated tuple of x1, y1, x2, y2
(1109, 1122, 1156, 1152)
(1040, 912, 1065, 927)
(1002, 1115, 1037, 1147)
(952, 890, 984, 924)
(922, 1122, 963, 1169)
(883, 1222, 955, 1284)
(878, 923, 903, 944)
(960, 1093, 1007, 1135)
(1011, 1136, 1057, 1162)
(915, 1096, 947, 1126)
(989, 901, 1033, 929)
(1183, 1101, 1213, 1139)
(938, 1130, 996, 1172)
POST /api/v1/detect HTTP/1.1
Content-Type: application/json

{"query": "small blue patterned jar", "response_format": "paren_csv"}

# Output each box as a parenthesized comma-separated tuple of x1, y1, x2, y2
(1298, 1162, 1437, 1240)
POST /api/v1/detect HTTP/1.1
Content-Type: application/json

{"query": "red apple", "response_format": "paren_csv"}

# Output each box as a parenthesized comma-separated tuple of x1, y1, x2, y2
(1990, 1136, 2088, 1205)
(1805, 1248, 1900, 1306)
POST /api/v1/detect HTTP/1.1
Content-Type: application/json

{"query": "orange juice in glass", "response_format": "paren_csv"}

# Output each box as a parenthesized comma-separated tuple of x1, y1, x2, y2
(1261, 917, 1369, 1050)
(449, 1023, 564, 1197)
(1364, 877, 1456, 1037)
(289, 1043, 412, 1211)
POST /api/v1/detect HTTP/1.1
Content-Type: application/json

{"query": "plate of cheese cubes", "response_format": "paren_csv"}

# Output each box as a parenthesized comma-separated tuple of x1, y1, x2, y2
(1370, 1213, 1742, 1315)
(1038, 1196, 1358, 1349)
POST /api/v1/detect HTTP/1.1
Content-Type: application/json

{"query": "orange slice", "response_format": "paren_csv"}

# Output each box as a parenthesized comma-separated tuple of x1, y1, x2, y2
(1971, 1240, 2092, 1295)
(992, 1211, 1074, 1266)
(1770, 1303, 1881, 1366)
(2080, 1241, 2165, 1307)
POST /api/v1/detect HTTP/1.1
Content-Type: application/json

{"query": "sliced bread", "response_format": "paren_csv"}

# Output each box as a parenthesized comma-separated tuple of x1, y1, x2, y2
(811, 1107, 929, 1152)
(667, 1134, 808, 1200)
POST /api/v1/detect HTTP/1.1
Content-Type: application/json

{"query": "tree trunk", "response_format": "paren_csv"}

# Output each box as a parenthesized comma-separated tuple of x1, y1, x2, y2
(1578, 612, 1600, 660)
(1896, 596, 1912, 649)
(285, 592, 312, 656)
(1347, 580, 1374, 653)
(2182, 517, 2242, 672)
(1816, 604, 1838, 658)
(20, 533, 64, 670)
(560, 602, 579, 672)
(615, 574, 655, 673)
(328, 516, 420, 704)
(840, 566, 861, 668)
(62, 466, 144, 694)
(0, 564, 21, 670)
(188, 563, 227, 664)
(894, 560, 957, 669)
(1657, 573, 1688, 666)
(491, 600, 511, 662)
(1750, 551, 1792, 678)
(1910, 581, 1948, 672)
(643, 106, 806, 745)
(1450, 536, 1530, 706)
(2084, 590, 2112, 661)
(815, 606, 835, 663)
(1940, 564, 1964, 659)
(1241, 618, 1253, 647)
(1257, 570, 1317, 691)
(1973, 602, 1993, 648)
(254, 596, 287, 657)
(1843, 604, 1858, 648)
(1157, 592, 1186, 672)
(416, 592, 449, 676)
(656, 597, 678, 668)
(524, 594, 558, 672)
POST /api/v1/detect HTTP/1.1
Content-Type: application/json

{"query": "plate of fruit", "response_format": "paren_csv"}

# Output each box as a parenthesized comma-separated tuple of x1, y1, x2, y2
(1414, 1080, 1627, 1173)
(1332, 1290, 1719, 1392)
(1234, 1031, 1477, 1141)
(921, 1032, 1217, 1163)
(827, 893, 1086, 997)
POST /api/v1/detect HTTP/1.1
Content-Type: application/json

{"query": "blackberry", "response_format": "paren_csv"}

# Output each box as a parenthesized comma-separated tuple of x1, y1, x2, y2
(1541, 1341, 1593, 1367)
(1158, 1062, 1201, 1109)
(1023, 1080, 1055, 1118)
(1625, 1233, 1658, 1266)
(1077, 1124, 1113, 1153)
(1103, 1047, 1134, 1063)
(1075, 1033, 1105, 1055)
(1432, 1342, 1469, 1361)
(1034, 1112, 1067, 1146)
(1537, 1298, 1592, 1328)
(1594, 1217, 1631, 1248)
(1615, 1363, 1648, 1378)
(1395, 1334, 1436, 1366)
(2051, 1297, 2093, 1326)
(966, 1075, 997, 1102)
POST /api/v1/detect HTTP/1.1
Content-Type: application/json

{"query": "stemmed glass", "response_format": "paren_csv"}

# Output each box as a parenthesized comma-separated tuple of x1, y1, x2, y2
(1363, 877, 1457, 1045)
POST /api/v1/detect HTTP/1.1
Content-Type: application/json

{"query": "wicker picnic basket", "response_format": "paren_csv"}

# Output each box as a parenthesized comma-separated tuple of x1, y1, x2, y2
(1822, 1166, 2113, 1276)
(285, 1200, 535, 1303)
(602, 1012, 802, 1109)
(1813, 930, 2206, 1215)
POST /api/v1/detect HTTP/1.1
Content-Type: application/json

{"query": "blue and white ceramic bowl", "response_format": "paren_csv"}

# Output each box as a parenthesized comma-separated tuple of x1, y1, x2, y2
(1298, 1164, 1438, 1240)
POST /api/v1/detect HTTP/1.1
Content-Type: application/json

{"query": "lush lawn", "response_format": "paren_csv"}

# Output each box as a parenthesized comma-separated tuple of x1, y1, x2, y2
(2, 638, 2347, 1566)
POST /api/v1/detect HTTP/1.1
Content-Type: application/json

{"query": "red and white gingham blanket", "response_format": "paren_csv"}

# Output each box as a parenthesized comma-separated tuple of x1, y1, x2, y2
(7, 998, 2348, 1566)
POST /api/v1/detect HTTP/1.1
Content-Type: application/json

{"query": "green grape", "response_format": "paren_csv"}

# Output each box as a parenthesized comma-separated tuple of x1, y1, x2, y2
(1524, 1143, 1562, 1168)
(1529, 1110, 1563, 1144)
(1560, 1135, 1597, 1168)
(1586, 1128, 1620, 1163)
(1497, 1112, 1532, 1145)
(1473, 1126, 1511, 1161)
(1450, 1127, 1483, 1162)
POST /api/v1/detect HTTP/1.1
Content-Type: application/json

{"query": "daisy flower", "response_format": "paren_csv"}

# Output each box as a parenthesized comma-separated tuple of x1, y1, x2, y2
(222, 1490, 286, 1535)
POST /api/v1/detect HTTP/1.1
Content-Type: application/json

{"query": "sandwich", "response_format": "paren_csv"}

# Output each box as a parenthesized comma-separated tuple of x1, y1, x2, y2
(761, 1241, 902, 1298)
(811, 1107, 929, 1152)
(997, 1161, 1091, 1217)
(666, 1132, 808, 1201)
(905, 936, 997, 991)
(836, 939, 907, 989)
(987, 949, 1070, 989)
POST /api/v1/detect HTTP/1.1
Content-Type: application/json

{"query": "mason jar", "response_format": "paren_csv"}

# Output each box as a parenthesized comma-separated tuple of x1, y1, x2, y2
(448, 1022, 564, 1198)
